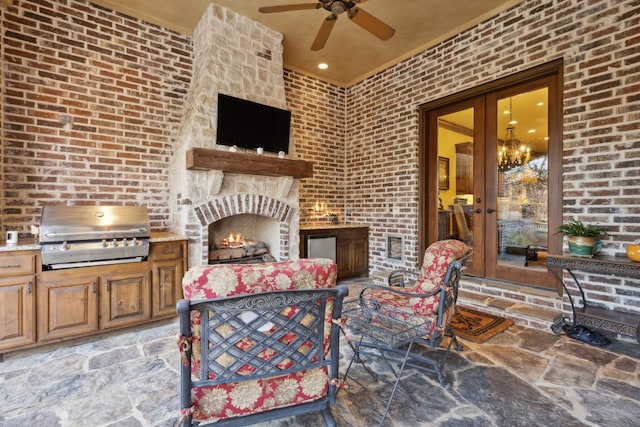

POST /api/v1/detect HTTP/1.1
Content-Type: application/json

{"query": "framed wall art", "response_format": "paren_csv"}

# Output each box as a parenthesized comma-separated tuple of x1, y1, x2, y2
(438, 157, 450, 190)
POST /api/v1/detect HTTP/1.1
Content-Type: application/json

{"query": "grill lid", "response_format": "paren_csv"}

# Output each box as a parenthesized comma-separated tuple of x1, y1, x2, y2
(40, 205, 150, 243)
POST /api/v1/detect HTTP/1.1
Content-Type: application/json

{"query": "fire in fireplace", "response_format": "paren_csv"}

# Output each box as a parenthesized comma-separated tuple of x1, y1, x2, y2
(219, 232, 255, 249)
(208, 214, 282, 264)
(209, 235, 274, 264)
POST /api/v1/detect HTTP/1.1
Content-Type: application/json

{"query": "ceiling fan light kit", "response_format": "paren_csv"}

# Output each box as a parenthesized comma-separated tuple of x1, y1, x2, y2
(259, 0, 395, 51)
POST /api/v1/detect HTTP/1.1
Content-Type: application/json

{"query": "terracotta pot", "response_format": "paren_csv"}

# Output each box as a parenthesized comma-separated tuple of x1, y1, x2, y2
(568, 236, 598, 257)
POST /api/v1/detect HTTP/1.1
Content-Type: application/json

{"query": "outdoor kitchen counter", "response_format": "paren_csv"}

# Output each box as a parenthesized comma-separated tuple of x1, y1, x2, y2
(0, 238, 40, 252)
(0, 234, 188, 251)
(0, 233, 190, 356)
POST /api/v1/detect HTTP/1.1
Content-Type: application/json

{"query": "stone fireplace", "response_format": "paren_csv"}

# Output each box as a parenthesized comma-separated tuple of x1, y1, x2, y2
(169, 4, 302, 267)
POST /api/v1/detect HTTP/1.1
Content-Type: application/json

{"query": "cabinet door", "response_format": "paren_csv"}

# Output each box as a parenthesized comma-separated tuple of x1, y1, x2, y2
(351, 238, 369, 276)
(336, 239, 353, 279)
(152, 258, 184, 318)
(100, 263, 151, 330)
(336, 227, 369, 279)
(0, 275, 36, 351)
(38, 273, 99, 342)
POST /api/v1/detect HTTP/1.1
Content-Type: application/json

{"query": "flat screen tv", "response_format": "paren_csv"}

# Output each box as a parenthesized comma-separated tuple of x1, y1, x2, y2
(216, 93, 291, 154)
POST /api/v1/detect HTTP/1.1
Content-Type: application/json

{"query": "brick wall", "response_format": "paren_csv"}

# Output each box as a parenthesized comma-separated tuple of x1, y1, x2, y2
(0, 0, 191, 234)
(339, 0, 640, 315)
(284, 70, 347, 226)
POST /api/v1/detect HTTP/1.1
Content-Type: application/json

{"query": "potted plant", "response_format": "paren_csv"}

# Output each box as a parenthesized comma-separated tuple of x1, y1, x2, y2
(556, 218, 608, 257)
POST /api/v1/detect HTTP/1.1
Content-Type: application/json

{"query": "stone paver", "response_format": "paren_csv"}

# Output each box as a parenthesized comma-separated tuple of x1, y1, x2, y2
(1, 318, 639, 426)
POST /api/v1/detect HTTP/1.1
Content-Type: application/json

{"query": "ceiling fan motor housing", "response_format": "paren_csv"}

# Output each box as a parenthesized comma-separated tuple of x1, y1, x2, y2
(324, 1, 357, 15)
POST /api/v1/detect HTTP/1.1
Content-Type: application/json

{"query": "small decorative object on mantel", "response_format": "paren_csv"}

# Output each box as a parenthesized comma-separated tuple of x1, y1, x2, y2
(626, 240, 640, 262)
(555, 219, 608, 257)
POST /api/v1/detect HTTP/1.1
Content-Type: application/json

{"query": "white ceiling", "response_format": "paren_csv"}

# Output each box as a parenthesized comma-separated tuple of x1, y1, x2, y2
(90, 0, 522, 87)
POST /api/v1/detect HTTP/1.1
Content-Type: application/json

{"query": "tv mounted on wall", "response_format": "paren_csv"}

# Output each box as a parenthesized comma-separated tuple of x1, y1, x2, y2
(216, 93, 291, 154)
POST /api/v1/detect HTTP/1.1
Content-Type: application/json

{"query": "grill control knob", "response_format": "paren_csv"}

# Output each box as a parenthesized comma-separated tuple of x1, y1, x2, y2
(62, 241, 70, 251)
(100, 239, 107, 248)
(122, 238, 128, 247)
(131, 238, 138, 246)
(112, 238, 119, 247)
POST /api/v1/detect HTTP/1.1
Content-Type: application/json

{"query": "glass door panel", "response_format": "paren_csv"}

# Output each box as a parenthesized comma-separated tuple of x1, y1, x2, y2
(436, 108, 474, 247)
(489, 86, 552, 284)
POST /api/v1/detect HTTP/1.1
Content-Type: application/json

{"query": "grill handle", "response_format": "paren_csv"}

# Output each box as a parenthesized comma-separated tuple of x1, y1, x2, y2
(43, 228, 148, 238)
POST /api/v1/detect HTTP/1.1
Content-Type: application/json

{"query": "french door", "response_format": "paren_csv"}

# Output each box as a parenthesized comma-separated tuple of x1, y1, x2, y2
(419, 62, 562, 290)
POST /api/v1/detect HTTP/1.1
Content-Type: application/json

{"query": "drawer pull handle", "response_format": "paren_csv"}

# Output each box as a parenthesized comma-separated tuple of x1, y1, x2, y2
(0, 264, 20, 269)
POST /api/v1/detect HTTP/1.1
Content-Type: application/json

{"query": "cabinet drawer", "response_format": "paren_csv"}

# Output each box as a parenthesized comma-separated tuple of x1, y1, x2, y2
(150, 242, 184, 261)
(0, 255, 36, 276)
(337, 227, 368, 240)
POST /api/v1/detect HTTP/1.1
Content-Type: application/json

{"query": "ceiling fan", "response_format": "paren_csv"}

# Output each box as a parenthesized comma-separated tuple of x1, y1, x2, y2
(259, 0, 395, 51)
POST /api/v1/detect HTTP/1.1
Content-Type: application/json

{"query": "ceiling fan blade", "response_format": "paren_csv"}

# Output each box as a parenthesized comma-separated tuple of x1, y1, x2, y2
(259, 3, 321, 14)
(348, 7, 395, 40)
(311, 15, 337, 51)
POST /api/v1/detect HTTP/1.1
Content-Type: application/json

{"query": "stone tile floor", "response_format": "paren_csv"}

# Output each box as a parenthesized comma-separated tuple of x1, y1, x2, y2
(1, 313, 639, 426)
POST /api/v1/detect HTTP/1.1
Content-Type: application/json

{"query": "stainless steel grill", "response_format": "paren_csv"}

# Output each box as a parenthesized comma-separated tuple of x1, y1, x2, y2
(40, 205, 150, 270)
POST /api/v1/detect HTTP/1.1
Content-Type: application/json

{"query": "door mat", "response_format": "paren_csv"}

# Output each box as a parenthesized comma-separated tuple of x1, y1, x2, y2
(452, 306, 514, 343)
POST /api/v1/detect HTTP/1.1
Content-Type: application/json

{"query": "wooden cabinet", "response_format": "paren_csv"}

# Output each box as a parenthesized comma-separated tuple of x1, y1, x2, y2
(0, 236, 188, 355)
(150, 240, 186, 319)
(455, 142, 473, 194)
(38, 269, 100, 341)
(300, 226, 369, 280)
(336, 227, 369, 279)
(39, 262, 149, 341)
(99, 265, 151, 330)
(0, 251, 38, 351)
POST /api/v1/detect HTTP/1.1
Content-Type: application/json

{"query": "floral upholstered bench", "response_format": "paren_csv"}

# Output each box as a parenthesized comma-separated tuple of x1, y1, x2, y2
(177, 259, 348, 427)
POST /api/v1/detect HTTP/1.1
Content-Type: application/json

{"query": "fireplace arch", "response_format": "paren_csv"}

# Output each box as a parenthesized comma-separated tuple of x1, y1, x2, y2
(193, 194, 295, 264)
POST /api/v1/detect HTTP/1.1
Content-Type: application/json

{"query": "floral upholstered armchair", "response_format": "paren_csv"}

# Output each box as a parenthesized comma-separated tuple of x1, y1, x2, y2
(176, 259, 347, 427)
(353, 239, 472, 388)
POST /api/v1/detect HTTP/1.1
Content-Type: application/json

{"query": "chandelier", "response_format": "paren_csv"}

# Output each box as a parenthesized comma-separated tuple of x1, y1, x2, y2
(498, 98, 530, 171)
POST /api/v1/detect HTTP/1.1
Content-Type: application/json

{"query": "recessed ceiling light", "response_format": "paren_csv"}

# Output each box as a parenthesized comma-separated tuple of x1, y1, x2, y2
(318, 63, 328, 70)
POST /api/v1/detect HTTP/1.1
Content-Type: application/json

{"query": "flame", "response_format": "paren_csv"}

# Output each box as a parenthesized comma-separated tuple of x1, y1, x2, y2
(228, 233, 242, 243)
(217, 232, 256, 249)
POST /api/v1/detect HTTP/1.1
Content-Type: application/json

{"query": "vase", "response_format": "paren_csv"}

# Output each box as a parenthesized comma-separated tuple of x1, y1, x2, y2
(568, 236, 600, 257)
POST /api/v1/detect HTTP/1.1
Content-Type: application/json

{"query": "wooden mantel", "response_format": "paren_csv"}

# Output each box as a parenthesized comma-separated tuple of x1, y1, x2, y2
(186, 148, 313, 179)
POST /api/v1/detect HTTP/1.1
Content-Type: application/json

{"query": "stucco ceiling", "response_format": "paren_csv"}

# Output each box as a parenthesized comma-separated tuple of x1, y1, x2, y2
(90, 0, 522, 87)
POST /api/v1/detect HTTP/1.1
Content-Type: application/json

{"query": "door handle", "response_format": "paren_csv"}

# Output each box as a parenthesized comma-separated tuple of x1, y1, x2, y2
(475, 209, 482, 214)
(487, 208, 496, 213)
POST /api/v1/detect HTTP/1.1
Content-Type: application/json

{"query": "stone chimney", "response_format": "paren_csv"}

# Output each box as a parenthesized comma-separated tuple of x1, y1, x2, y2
(169, 4, 300, 267)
